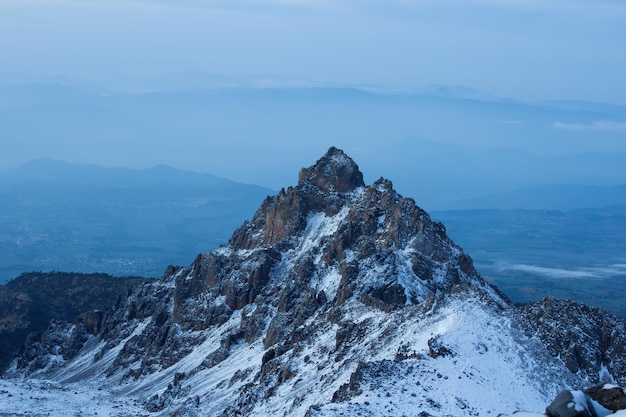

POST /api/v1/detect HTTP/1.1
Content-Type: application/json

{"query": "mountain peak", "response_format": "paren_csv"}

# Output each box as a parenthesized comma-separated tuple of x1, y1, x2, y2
(298, 146, 364, 193)
(7, 148, 626, 417)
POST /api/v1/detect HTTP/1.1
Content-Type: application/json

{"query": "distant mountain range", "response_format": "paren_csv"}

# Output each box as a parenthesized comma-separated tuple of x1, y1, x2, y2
(2, 81, 626, 202)
(432, 206, 626, 317)
(368, 138, 626, 210)
(449, 183, 626, 210)
(0, 159, 273, 283)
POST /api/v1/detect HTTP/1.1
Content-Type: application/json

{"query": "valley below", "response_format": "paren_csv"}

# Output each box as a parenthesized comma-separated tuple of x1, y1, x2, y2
(433, 207, 626, 317)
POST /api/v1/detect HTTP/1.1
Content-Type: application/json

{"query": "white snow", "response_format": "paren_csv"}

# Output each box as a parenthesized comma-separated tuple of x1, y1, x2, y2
(397, 246, 430, 303)
(297, 206, 349, 260)
(571, 390, 589, 412)
(267, 205, 351, 299)
(54, 318, 150, 383)
(309, 299, 574, 417)
(600, 364, 617, 384)
(589, 397, 614, 417)
(314, 267, 342, 300)
(0, 378, 145, 417)
(2, 287, 600, 417)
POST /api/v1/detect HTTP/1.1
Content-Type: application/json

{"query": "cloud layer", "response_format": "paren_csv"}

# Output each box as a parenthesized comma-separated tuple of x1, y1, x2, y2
(553, 121, 626, 131)
(489, 262, 626, 280)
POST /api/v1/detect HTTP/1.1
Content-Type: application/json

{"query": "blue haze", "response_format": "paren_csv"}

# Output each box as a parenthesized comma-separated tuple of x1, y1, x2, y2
(1, 0, 625, 192)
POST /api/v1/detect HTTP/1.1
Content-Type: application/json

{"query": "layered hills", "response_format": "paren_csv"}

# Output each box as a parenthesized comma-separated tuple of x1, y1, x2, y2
(0, 159, 273, 282)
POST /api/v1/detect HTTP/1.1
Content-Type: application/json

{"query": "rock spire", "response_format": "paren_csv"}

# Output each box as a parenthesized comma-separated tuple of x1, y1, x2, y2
(298, 146, 365, 193)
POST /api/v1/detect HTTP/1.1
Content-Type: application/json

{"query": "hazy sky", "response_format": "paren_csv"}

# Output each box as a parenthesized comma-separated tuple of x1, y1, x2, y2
(1, 0, 626, 190)
(1, 0, 625, 103)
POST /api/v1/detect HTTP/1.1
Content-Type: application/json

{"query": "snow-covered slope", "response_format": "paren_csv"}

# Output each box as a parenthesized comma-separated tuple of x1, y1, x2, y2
(2, 147, 624, 416)
(0, 300, 577, 417)
(0, 377, 145, 416)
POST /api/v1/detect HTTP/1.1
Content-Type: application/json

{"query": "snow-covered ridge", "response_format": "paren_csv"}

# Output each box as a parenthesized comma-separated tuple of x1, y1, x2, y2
(0, 300, 584, 417)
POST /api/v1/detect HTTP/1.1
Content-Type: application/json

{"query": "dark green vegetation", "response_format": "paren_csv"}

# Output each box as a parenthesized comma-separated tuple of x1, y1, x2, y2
(0, 271, 149, 371)
(0, 159, 273, 283)
(433, 206, 626, 317)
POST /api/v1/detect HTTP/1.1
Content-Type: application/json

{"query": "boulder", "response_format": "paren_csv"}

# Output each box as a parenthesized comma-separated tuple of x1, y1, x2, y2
(546, 391, 593, 417)
(585, 384, 626, 414)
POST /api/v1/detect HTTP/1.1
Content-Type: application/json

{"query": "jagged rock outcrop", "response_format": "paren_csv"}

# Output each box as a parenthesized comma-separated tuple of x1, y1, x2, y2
(4, 147, 625, 417)
(519, 298, 626, 386)
(0, 272, 148, 372)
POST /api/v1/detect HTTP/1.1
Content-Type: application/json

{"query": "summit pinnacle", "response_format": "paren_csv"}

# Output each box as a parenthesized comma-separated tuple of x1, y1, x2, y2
(298, 146, 365, 193)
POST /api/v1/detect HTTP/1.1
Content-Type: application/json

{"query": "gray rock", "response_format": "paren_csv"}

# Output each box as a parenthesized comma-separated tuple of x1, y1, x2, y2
(546, 391, 593, 417)
(519, 298, 626, 386)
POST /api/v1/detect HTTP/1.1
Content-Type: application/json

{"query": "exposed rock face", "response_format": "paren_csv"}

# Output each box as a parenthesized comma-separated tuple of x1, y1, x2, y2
(585, 384, 626, 413)
(298, 146, 365, 194)
(546, 390, 592, 417)
(4, 147, 626, 417)
(230, 146, 364, 248)
(0, 272, 148, 372)
(519, 298, 626, 386)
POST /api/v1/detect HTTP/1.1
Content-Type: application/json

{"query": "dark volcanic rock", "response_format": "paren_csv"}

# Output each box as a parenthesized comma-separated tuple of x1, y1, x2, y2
(0, 272, 148, 372)
(14, 320, 91, 375)
(298, 146, 365, 194)
(505, 385, 626, 417)
(546, 390, 593, 417)
(229, 147, 365, 250)
(428, 335, 455, 358)
(519, 297, 626, 386)
(584, 384, 626, 412)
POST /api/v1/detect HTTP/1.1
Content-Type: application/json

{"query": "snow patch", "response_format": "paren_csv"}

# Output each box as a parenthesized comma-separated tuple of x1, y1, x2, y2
(589, 397, 613, 417)
(571, 390, 589, 412)
(311, 300, 568, 417)
(312, 267, 342, 300)
(397, 247, 429, 303)
(600, 364, 617, 384)
(0, 378, 145, 416)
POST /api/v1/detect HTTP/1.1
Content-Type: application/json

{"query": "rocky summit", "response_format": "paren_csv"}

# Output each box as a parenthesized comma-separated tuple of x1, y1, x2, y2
(2, 147, 625, 417)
